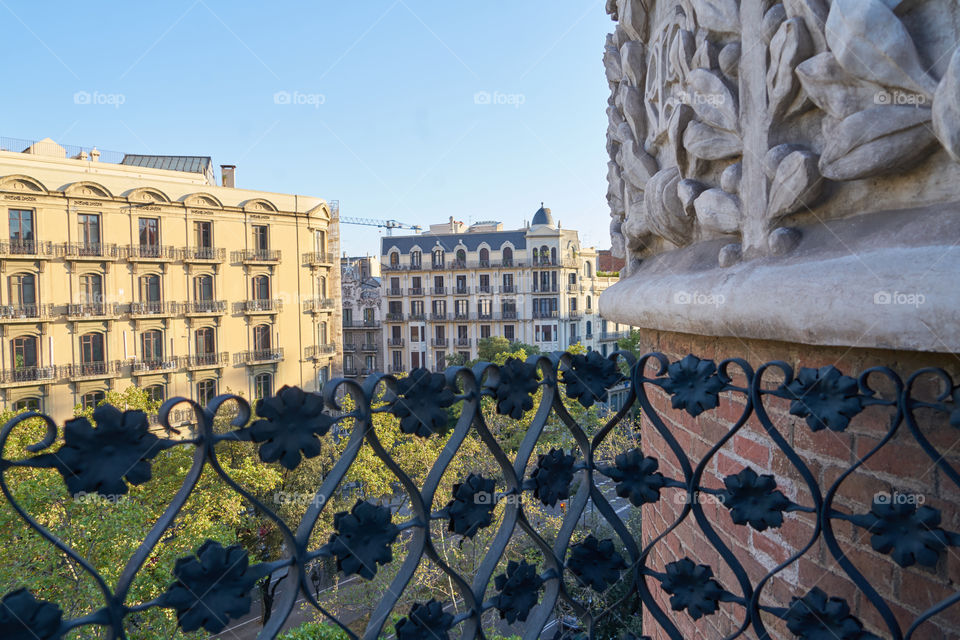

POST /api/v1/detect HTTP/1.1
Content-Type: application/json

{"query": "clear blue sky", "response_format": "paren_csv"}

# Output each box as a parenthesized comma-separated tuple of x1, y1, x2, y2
(1, 1, 614, 256)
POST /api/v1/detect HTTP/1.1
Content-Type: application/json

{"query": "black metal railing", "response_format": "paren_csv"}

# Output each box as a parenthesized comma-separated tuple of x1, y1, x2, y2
(0, 366, 56, 384)
(61, 360, 121, 379)
(0, 303, 53, 321)
(303, 251, 336, 265)
(125, 244, 178, 260)
(234, 248, 281, 263)
(182, 246, 225, 262)
(130, 358, 180, 374)
(183, 300, 227, 315)
(239, 299, 283, 313)
(59, 242, 119, 259)
(236, 348, 284, 365)
(0, 240, 55, 257)
(66, 302, 119, 318)
(183, 352, 228, 368)
(129, 301, 179, 316)
(1, 352, 959, 640)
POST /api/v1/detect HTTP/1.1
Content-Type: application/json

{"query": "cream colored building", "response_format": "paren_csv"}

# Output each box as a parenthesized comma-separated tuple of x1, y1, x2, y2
(380, 207, 618, 372)
(340, 255, 382, 378)
(0, 137, 340, 419)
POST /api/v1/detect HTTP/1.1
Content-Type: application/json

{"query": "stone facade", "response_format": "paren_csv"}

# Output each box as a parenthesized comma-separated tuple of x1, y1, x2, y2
(340, 255, 383, 378)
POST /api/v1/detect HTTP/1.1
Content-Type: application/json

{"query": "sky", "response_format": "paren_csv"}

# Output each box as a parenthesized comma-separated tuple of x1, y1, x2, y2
(0, 1, 615, 256)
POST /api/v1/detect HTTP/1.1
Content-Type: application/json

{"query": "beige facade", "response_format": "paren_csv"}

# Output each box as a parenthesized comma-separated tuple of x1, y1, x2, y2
(0, 139, 340, 419)
(380, 208, 617, 372)
(339, 255, 383, 378)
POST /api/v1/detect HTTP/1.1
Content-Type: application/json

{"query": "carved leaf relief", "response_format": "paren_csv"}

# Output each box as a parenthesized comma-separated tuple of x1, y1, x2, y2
(645, 168, 692, 246)
(685, 69, 739, 131)
(683, 120, 742, 160)
(784, 0, 828, 53)
(692, 0, 741, 34)
(796, 53, 885, 120)
(768, 150, 822, 219)
(767, 18, 813, 119)
(933, 48, 960, 163)
(694, 189, 741, 234)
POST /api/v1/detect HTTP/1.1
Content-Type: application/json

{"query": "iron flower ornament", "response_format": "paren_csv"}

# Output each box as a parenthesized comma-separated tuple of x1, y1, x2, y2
(784, 588, 880, 640)
(445, 473, 497, 537)
(784, 366, 863, 432)
(327, 500, 400, 579)
(567, 535, 627, 592)
(44, 405, 171, 497)
(852, 499, 952, 568)
(601, 448, 667, 506)
(720, 467, 792, 531)
(161, 540, 263, 633)
(248, 385, 334, 470)
(531, 448, 576, 507)
(394, 599, 454, 640)
(659, 355, 726, 417)
(492, 560, 544, 623)
(659, 558, 726, 620)
(490, 357, 540, 418)
(390, 368, 455, 437)
(0, 589, 62, 640)
(561, 351, 622, 408)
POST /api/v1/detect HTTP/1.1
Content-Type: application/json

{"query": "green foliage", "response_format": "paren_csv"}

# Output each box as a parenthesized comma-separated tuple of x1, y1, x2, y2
(278, 621, 350, 639)
(596, 270, 619, 277)
(616, 329, 645, 358)
(476, 336, 540, 362)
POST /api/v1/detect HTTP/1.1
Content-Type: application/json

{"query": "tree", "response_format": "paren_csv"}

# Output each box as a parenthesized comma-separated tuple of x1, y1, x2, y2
(476, 336, 540, 362)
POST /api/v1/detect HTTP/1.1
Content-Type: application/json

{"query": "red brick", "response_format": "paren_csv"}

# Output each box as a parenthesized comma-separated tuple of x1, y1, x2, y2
(733, 433, 772, 468)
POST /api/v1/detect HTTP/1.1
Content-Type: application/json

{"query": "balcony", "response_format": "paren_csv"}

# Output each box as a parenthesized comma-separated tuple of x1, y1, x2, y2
(62, 360, 121, 380)
(236, 348, 284, 365)
(305, 344, 337, 359)
(129, 301, 179, 318)
(344, 368, 359, 377)
(568, 310, 582, 320)
(182, 246, 225, 263)
(343, 343, 357, 352)
(501, 310, 518, 320)
(431, 338, 449, 347)
(125, 245, 177, 261)
(477, 285, 492, 294)
(233, 248, 281, 264)
(567, 283, 580, 293)
(388, 364, 406, 373)
(454, 311, 471, 320)
(386, 312, 404, 322)
(449, 261, 467, 270)
(477, 312, 493, 321)
(430, 313, 449, 321)
(454, 286, 470, 295)
(302, 252, 336, 267)
(0, 304, 53, 323)
(385, 288, 403, 297)
(238, 299, 282, 314)
(408, 287, 424, 296)
(303, 298, 335, 313)
(361, 343, 378, 352)
(533, 310, 559, 319)
(0, 366, 57, 387)
(501, 284, 516, 294)
(533, 284, 560, 293)
(130, 358, 180, 375)
(183, 300, 227, 316)
(431, 287, 447, 295)
(478, 260, 490, 268)
(184, 352, 228, 370)
(455, 338, 471, 347)
(0, 240, 54, 259)
(60, 242, 119, 261)
(408, 313, 426, 322)
(387, 338, 405, 347)
(66, 302, 120, 320)
(431, 262, 445, 270)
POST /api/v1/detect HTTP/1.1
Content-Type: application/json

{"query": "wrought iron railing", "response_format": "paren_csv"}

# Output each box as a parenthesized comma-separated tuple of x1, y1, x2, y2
(1, 351, 959, 639)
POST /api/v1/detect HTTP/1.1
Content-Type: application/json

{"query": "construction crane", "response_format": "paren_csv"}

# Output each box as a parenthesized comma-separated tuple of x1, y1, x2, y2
(338, 216, 422, 236)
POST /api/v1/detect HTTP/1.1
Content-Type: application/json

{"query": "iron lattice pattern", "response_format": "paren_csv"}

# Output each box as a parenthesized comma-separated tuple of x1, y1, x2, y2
(0, 351, 959, 639)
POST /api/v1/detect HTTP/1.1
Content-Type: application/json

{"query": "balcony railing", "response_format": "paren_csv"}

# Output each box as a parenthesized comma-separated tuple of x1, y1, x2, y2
(501, 310, 518, 320)
(388, 364, 406, 373)
(60, 242, 119, 260)
(130, 358, 180, 374)
(233, 249, 281, 263)
(455, 338, 471, 347)
(236, 348, 284, 365)
(303, 298, 335, 313)
(0, 240, 54, 258)
(129, 301, 179, 317)
(385, 288, 403, 297)
(408, 287, 424, 296)
(305, 344, 337, 359)
(0, 366, 57, 385)
(361, 343, 378, 352)
(568, 310, 582, 320)
(532, 310, 559, 319)
(61, 360, 121, 380)
(302, 252, 335, 266)
(477, 312, 493, 321)
(532, 284, 559, 293)
(431, 287, 446, 295)
(387, 338, 405, 347)
(66, 302, 120, 319)
(239, 299, 283, 313)
(343, 343, 358, 352)
(125, 245, 177, 261)
(477, 285, 492, 294)
(501, 284, 516, 293)
(454, 286, 470, 295)
(0, 303, 53, 322)
(385, 312, 404, 322)
(431, 338, 448, 347)
(184, 352, 228, 369)
(454, 311, 470, 320)
(183, 300, 227, 315)
(182, 246, 225, 262)
(343, 368, 359, 377)
(430, 313, 449, 321)
(408, 313, 426, 321)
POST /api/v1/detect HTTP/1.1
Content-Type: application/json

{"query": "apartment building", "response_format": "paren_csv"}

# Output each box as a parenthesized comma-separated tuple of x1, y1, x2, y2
(380, 206, 618, 372)
(0, 137, 340, 418)
(340, 255, 382, 378)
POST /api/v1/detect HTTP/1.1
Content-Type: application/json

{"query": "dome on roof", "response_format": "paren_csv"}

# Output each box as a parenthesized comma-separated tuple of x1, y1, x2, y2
(532, 203, 554, 227)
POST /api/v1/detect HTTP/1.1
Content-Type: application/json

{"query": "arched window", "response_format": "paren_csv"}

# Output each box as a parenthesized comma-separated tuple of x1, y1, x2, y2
(141, 330, 163, 362)
(389, 251, 399, 267)
(12, 397, 39, 412)
(587, 295, 592, 310)
(197, 379, 217, 405)
(318, 276, 327, 298)
(144, 384, 165, 404)
(585, 261, 593, 278)
(411, 250, 422, 267)
(586, 320, 593, 336)
(455, 249, 466, 265)
(12, 335, 38, 371)
(194, 274, 213, 301)
(541, 245, 549, 265)
(80, 332, 104, 365)
(140, 274, 161, 302)
(195, 327, 215, 355)
(82, 391, 105, 410)
(9, 273, 36, 309)
(253, 324, 272, 352)
(479, 248, 489, 264)
(79, 273, 103, 303)
(502, 246, 513, 265)
(252, 275, 270, 300)
(550, 248, 557, 264)
(254, 372, 273, 400)
(432, 248, 445, 268)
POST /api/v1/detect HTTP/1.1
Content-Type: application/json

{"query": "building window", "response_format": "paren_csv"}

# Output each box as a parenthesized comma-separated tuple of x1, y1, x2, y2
(82, 391, 105, 410)
(390, 252, 400, 267)
(345, 354, 355, 370)
(140, 274, 161, 302)
(316, 230, 326, 253)
(587, 296, 592, 310)
(319, 276, 327, 298)
(411, 250, 421, 267)
(365, 355, 375, 370)
(79, 274, 103, 303)
(194, 275, 214, 301)
(254, 372, 273, 400)
(252, 275, 270, 300)
(194, 221, 212, 249)
(12, 397, 40, 412)
(551, 247, 557, 264)
(432, 249, 444, 268)
(455, 249, 466, 265)
(479, 248, 489, 264)
(141, 330, 163, 361)
(80, 333, 105, 364)
(197, 379, 217, 405)
(9, 209, 35, 252)
(502, 246, 513, 265)
(319, 322, 328, 344)
(586, 320, 592, 336)
(569, 272, 577, 285)
(585, 261, 593, 277)
(12, 335, 38, 369)
(253, 225, 269, 250)
(10, 273, 36, 307)
(343, 307, 353, 325)
(78, 213, 101, 249)
(480, 325, 491, 339)
(409, 300, 422, 316)
(253, 324, 271, 351)
(144, 384, 165, 404)
(195, 327, 215, 355)
(363, 308, 375, 324)
(392, 351, 403, 369)
(139, 217, 159, 250)
(454, 299, 468, 318)
(504, 325, 515, 341)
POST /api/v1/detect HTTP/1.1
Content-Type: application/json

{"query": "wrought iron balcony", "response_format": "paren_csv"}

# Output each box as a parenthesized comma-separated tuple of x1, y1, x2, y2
(66, 302, 120, 319)
(408, 312, 426, 322)
(568, 310, 582, 320)
(60, 242, 119, 260)
(130, 358, 180, 374)
(477, 285, 492, 294)
(387, 338, 405, 347)
(125, 244, 178, 261)
(454, 311, 471, 320)
(532, 309, 559, 319)
(0, 240, 54, 258)
(501, 310, 518, 320)
(431, 262, 445, 270)
(408, 287, 424, 296)
(129, 301, 179, 317)
(388, 363, 406, 373)
(0, 366, 57, 386)
(385, 288, 403, 297)
(361, 343, 378, 352)
(238, 299, 283, 314)
(182, 246, 225, 262)
(183, 352, 228, 369)
(501, 284, 516, 293)
(183, 300, 227, 315)
(343, 343, 358, 352)
(449, 260, 467, 269)
(455, 286, 470, 295)
(0, 303, 53, 322)
(305, 344, 337, 359)
(431, 286, 446, 295)
(302, 251, 336, 266)
(430, 313, 449, 321)
(236, 348, 284, 365)
(61, 360, 121, 380)
(477, 312, 493, 320)
(455, 337, 471, 347)
(343, 367, 359, 377)
(386, 312, 404, 322)
(532, 283, 559, 293)
(431, 338, 448, 347)
(303, 298, 335, 313)
(233, 248, 281, 263)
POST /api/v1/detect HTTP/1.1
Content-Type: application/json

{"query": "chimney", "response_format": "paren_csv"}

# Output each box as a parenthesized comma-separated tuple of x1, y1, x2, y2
(90, 147, 101, 162)
(221, 165, 236, 188)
